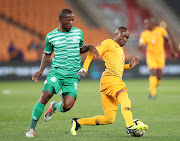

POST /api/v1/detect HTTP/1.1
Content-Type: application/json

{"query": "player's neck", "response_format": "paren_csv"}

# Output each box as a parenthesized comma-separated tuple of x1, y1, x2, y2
(58, 26, 69, 32)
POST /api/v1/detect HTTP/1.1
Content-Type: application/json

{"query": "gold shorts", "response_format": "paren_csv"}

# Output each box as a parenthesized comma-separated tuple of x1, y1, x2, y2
(100, 76, 127, 113)
(146, 55, 165, 69)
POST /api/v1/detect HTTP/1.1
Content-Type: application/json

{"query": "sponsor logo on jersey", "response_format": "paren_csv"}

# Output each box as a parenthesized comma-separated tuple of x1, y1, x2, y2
(72, 36, 78, 42)
(50, 77, 57, 82)
(122, 55, 125, 62)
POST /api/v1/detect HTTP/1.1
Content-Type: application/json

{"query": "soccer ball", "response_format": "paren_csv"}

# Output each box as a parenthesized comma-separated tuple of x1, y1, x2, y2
(130, 119, 146, 137)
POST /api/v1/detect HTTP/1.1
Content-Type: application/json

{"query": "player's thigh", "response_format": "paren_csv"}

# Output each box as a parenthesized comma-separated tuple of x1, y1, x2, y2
(42, 71, 63, 94)
(62, 78, 79, 99)
(100, 76, 127, 98)
(146, 57, 157, 69)
(100, 76, 127, 112)
(156, 58, 165, 69)
(101, 92, 119, 113)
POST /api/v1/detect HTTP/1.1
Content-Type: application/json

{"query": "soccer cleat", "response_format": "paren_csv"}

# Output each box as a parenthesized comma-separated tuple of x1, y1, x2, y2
(149, 94, 155, 100)
(71, 118, 81, 136)
(44, 101, 57, 122)
(26, 128, 35, 137)
(126, 124, 148, 135)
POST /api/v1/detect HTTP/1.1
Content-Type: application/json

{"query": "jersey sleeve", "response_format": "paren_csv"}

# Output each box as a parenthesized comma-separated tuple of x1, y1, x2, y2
(79, 29, 85, 48)
(83, 39, 110, 71)
(44, 34, 53, 54)
(161, 27, 168, 37)
(139, 32, 147, 45)
(95, 39, 110, 55)
(124, 64, 131, 70)
(83, 53, 94, 71)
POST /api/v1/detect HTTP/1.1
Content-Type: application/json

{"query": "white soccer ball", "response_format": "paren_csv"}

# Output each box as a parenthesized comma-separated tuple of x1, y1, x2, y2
(130, 119, 145, 137)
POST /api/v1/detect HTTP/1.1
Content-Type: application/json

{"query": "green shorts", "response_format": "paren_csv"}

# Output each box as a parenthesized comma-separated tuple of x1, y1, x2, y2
(42, 70, 79, 99)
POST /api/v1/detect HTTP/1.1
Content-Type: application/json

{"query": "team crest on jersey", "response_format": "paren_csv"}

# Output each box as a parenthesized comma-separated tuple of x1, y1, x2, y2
(72, 36, 78, 42)
(122, 55, 125, 62)
(50, 77, 57, 82)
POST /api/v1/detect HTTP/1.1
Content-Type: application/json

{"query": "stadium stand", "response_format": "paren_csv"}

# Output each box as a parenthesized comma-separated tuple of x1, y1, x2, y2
(0, 0, 112, 62)
(0, 0, 179, 62)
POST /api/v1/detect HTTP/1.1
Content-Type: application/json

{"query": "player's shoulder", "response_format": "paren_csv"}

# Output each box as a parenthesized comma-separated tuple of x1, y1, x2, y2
(46, 28, 59, 38)
(155, 26, 167, 32)
(141, 29, 149, 34)
(103, 39, 114, 44)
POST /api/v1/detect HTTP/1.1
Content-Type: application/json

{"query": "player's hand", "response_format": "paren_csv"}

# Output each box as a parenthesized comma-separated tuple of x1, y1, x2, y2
(78, 68, 88, 77)
(32, 71, 42, 83)
(129, 56, 140, 68)
(89, 45, 100, 57)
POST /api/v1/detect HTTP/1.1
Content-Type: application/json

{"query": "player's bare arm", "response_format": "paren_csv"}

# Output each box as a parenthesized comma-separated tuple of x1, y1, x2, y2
(80, 45, 100, 57)
(129, 56, 140, 68)
(165, 35, 178, 58)
(32, 53, 51, 83)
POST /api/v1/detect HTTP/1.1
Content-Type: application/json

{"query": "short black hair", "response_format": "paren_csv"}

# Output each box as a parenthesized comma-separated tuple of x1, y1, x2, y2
(118, 26, 127, 31)
(59, 9, 73, 19)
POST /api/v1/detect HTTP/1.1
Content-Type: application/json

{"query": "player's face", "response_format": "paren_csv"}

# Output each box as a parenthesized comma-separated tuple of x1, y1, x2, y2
(144, 20, 153, 30)
(114, 29, 129, 47)
(60, 13, 74, 32)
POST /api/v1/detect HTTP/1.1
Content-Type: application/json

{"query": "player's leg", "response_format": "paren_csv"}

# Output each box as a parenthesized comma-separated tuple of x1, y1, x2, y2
(54, 93, 76, 112)
(26, 90, 53, 137)
(46, 77, 79, 114)
(116, 89, 133, 127)
(147, 56, 158, 99)
(156, 58, 165, 87)
(77, 94, 117, 125)
(156, 68, 163, 86)
(71, 93, 117, 135)
(116, 90, 148, 134)
(149, 68, 158, 98)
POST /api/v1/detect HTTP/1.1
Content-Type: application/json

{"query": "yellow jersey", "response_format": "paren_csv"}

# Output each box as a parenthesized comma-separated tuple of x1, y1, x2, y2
(83, 39, 131, 80)
(139, 26, 168, 58)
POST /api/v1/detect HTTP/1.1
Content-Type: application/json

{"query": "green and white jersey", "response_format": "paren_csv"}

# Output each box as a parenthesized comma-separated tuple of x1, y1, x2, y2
(44, 27, 85, 78)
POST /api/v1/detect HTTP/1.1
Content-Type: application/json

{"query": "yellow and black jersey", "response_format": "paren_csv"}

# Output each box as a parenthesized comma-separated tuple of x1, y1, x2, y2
(83, 39, 130, 80)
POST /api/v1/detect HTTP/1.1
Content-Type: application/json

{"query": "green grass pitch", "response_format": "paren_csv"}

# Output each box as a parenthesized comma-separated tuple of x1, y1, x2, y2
(0, 78, 180, 141)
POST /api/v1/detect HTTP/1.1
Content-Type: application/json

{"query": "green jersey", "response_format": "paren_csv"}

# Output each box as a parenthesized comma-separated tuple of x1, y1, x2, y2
(44, 27, 85, 78)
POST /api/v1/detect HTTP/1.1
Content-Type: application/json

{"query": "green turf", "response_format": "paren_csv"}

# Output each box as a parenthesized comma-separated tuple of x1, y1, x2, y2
(0, 79, 180, 141)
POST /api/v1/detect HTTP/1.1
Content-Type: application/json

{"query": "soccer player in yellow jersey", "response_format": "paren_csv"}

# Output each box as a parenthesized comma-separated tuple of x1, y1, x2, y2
(139, 18, 178, 99)
(70, 26, 148, 136)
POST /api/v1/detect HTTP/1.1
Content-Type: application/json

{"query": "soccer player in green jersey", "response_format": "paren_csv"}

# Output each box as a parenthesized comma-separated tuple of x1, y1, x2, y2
(26, 9, 99, 137)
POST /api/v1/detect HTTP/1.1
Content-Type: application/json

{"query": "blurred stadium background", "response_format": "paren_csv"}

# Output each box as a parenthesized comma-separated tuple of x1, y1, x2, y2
(0, 0, 180, 80)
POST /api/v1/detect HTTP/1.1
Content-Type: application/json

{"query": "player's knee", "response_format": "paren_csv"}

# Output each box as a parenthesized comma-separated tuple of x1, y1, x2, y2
(104, 113, 116, 124)
(62, 102, 74, 112)
(39, 91, 53, 105)
(104, 116, 115, 124)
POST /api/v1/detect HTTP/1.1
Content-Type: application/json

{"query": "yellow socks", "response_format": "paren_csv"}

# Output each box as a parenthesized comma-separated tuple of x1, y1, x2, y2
(78, 111, 116, 125)
(149, 76, 157, 96)
(117, 92, 133, 127)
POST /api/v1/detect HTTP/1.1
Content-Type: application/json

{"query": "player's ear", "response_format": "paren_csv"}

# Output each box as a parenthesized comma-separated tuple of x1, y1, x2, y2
(114, 32, 118, 39)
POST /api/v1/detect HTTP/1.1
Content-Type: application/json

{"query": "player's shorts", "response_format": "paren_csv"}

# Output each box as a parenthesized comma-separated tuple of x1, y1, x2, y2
(146, 55, 165, 69)
(42, 70, 79, 99)
(100, 76, 127, 113)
